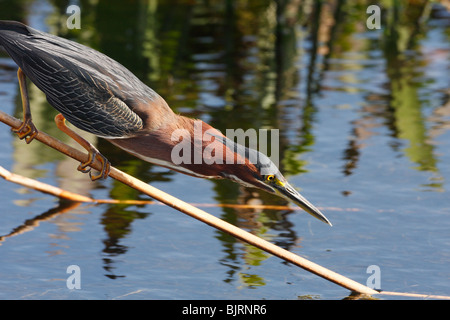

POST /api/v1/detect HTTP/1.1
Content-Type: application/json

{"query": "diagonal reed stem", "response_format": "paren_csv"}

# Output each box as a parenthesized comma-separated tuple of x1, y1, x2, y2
(0, 110, 381, 296)
(2, 112, 449, 299)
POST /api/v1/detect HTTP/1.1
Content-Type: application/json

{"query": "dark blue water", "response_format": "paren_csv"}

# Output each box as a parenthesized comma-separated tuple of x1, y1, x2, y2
(0, 0, 449, 300)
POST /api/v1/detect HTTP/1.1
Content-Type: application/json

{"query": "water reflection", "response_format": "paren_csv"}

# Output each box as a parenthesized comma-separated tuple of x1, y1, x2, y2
(0, 0, 449, 292)
(384, 0, 438, 173)
(101, 203, 151, 279)
(214, 183, 298, 286)
(0, 200, 82, 245)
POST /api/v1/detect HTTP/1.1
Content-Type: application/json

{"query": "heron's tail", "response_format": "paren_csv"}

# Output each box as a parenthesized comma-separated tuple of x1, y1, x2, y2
(0, 20, 30, 35)
(0, 20, 35, 67)
(0, 20, 31, 49)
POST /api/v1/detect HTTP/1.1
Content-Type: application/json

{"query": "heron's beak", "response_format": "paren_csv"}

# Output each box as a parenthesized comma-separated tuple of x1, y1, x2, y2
(274, 183, 332, 226)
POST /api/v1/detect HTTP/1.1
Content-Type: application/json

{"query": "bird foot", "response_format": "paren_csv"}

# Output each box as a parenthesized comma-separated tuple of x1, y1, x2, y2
(54, 114, 111, 181)
(12, 119, 38, 144)
(78, 150, 111, 181)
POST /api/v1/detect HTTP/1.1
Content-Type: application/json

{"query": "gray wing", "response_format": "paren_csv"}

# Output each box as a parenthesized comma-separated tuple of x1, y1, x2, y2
(0, 21, 157, 138)
(27, 54, 144, 138)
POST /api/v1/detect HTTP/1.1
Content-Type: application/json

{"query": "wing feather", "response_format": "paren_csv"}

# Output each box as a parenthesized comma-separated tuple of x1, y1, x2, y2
(0, 21, 164, 138)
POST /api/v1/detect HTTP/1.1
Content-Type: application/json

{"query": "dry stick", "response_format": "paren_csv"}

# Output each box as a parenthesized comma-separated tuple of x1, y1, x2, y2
(0, 163, 364, 211)
(379, 291, 450, 300)
(0, 165, 367, 213)
(1, 170, 448, 302)
(0, 168, 367, 211)
(2, 113, 449, 299)
(1, 167, 448, 302)
(1, 111, 377, 295)
(0, 111, 384, 296)
(0, 166, 155, 205)
(3, 112, 450, 299)
(0, 165, 94, 202)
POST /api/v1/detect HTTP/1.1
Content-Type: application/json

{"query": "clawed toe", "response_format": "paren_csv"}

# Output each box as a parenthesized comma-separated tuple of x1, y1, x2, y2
(12, 119, 38, 144)
(77, 150, 110, 181)
(55, 114, 110, 181)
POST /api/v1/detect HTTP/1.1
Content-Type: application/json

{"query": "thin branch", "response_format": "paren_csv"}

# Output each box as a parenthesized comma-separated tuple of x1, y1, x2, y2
(0, 110, 380, 296)
(2, 164, 367, 210)
(0, 165, 94, 202)
(2, 111, 449, 299)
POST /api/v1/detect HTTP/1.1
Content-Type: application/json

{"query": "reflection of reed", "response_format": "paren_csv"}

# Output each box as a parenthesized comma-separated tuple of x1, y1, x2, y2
(0, 201, 81, 245)
(0, 165, 93, 202)
(383, 0, 438, 173)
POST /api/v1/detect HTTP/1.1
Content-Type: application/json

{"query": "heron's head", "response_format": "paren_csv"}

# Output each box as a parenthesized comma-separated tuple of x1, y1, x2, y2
(208, 133, 332, 226)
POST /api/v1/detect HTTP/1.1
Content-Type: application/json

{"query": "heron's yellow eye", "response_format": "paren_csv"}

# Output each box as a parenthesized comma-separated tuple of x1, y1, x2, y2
(266, 175, 275, 182)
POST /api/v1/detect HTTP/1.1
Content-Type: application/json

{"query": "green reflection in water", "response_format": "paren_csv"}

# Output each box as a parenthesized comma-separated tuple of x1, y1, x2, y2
(383, 0, 438, 173)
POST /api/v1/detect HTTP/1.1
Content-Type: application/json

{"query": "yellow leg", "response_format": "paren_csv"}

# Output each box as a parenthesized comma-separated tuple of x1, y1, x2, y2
(55, 114, 111, 181)
(12, 68, 38, 144)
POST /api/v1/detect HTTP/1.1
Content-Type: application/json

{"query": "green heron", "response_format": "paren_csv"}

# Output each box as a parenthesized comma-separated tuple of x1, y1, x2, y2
(0, 21, 331, 225)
